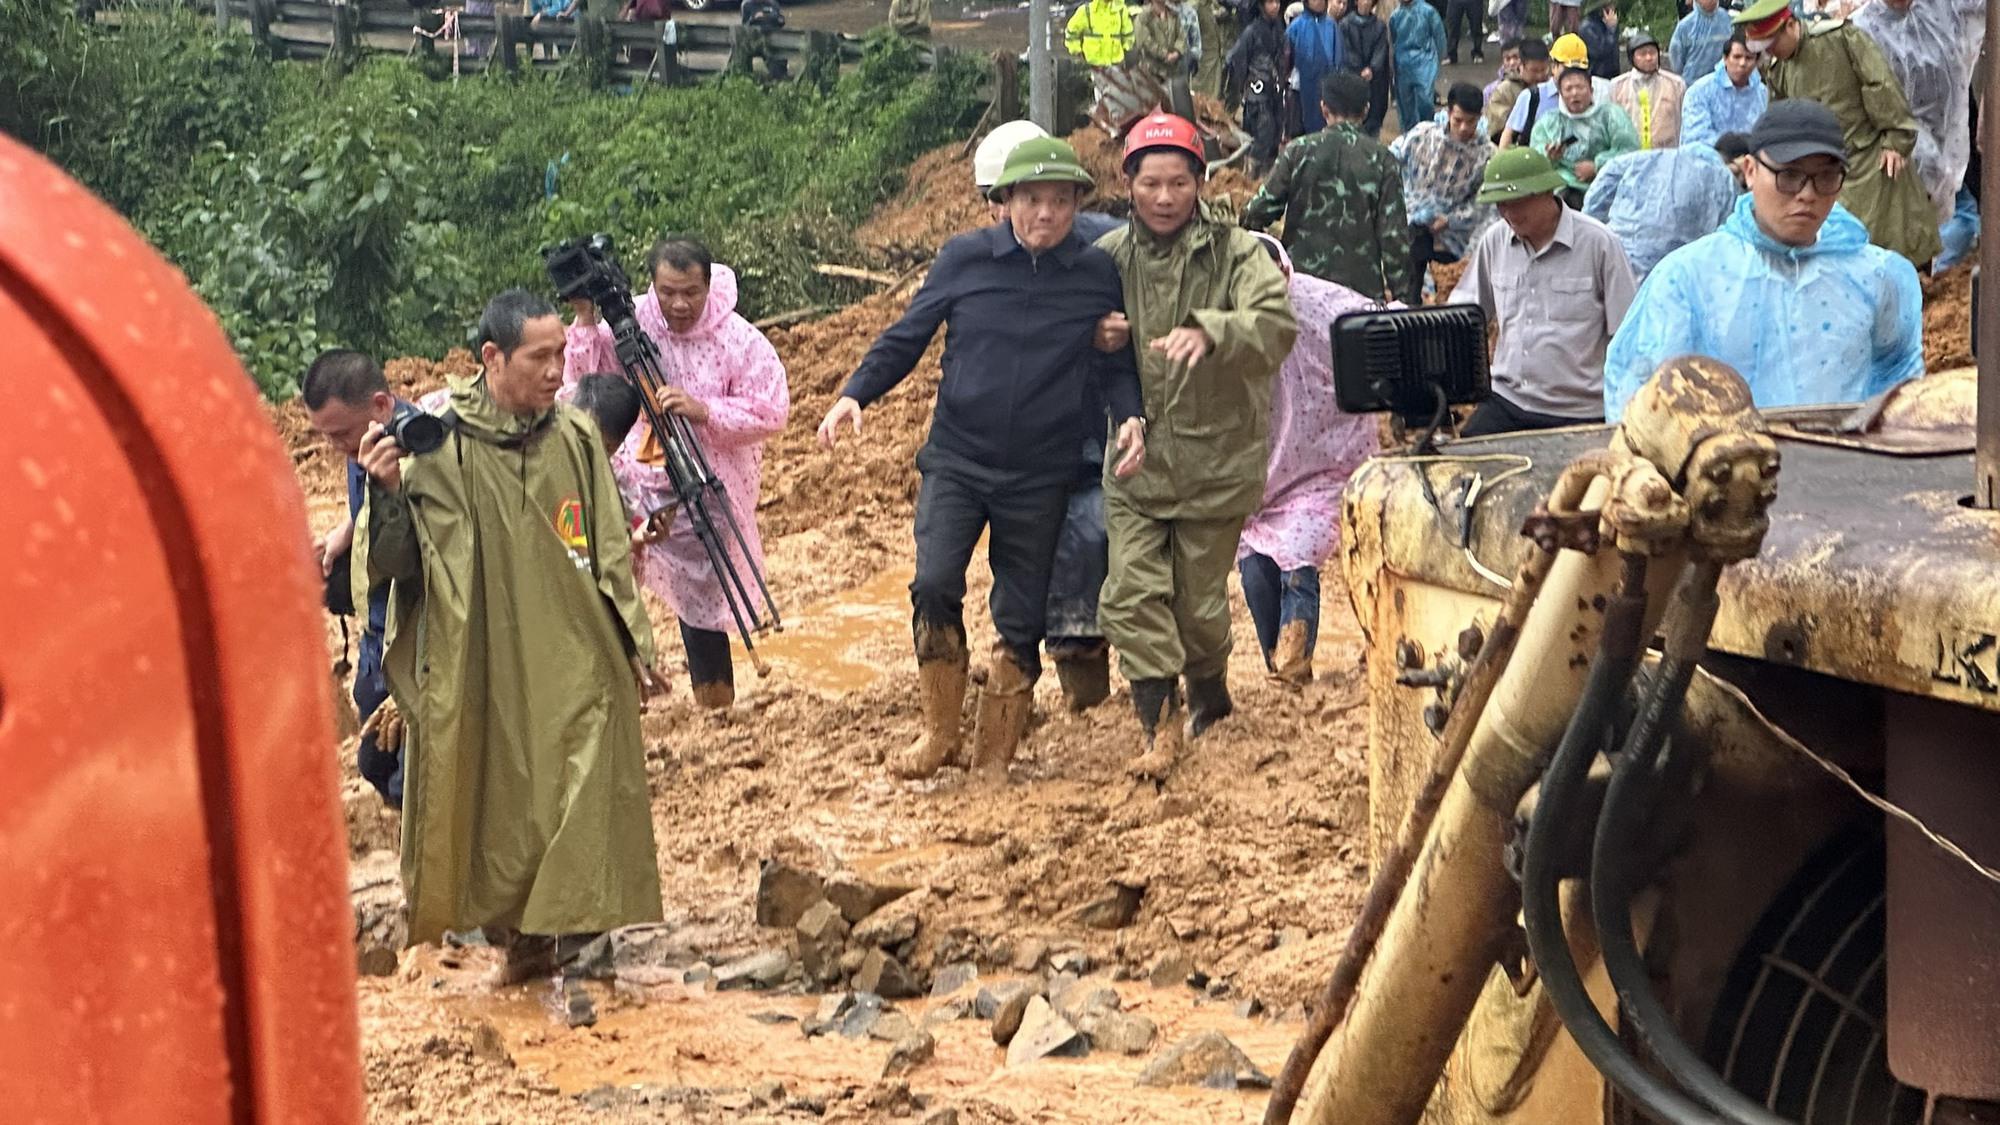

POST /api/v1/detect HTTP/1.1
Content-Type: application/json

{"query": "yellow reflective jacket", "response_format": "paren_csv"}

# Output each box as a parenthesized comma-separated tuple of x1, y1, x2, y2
(1066, 0, 1135, 66)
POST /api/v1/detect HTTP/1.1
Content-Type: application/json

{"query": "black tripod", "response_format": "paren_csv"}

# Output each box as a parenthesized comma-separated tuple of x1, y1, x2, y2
(603, 307, 783, 675)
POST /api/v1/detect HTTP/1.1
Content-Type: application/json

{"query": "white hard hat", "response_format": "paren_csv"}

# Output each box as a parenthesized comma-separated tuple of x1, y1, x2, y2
(973, 119, 1053, 190)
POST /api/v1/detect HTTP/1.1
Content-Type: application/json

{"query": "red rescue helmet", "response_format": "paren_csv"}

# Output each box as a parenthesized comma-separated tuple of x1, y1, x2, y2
(1121, 112, 1205, 176)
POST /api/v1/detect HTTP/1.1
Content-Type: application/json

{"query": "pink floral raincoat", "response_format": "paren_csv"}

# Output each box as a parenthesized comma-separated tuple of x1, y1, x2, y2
(1237, 238, 1385, 572)
(563, 264, 790, 633)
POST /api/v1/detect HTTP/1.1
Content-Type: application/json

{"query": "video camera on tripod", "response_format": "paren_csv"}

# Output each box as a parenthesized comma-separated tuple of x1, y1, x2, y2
(543, 234, 783, 671)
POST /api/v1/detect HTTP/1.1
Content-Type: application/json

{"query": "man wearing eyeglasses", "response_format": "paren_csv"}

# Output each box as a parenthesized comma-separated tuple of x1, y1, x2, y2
(1602, 100, 1923, 422)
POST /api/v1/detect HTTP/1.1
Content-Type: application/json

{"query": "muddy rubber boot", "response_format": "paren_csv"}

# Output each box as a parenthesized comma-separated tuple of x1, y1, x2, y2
(1126, 677, 1186, 782)
(892, 648, 968, 780)
(1269, 620, 1314, 688)
(1052, 640, 1112, 713)
(1186, 672, 1234, 738)
(691, 681, 736, 710)
(970, 645, 1035, 784)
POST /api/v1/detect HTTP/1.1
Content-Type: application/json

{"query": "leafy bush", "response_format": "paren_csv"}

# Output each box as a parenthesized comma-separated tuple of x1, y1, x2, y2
(2, 4, 980, 397)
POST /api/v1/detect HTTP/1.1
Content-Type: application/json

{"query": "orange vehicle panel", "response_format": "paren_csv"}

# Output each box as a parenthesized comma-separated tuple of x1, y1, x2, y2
(0, 135, 363, 1122)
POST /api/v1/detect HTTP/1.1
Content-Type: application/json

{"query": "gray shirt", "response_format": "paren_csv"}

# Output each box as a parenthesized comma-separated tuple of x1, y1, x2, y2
(1449, 206, 1636, 419)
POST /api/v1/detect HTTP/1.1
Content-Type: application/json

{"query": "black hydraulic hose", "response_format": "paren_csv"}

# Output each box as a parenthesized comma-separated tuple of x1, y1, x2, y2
(1520, 552, 1731, 1125)
(1590, 566, 1792, 1125)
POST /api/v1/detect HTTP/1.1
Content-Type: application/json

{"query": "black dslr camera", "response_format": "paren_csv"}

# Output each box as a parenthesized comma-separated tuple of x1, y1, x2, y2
(543, 233, 639, 327)
(388, 400, 448, 455)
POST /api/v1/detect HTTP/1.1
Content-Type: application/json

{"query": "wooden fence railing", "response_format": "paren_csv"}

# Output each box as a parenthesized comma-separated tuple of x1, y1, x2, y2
(96, 0, 940, 84)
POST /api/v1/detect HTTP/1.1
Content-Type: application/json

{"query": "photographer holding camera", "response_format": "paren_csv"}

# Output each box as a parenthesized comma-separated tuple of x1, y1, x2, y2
(303, 349, 430, 809)
(563, 236, 790, 709)
(361, 288, 665, 982)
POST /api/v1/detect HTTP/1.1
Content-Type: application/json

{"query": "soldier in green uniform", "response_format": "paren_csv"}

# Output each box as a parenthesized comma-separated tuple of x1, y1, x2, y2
(1094, 113, 1298, 782)
(361, 289, 664, 980)
(1241, 70, 1412, 302)
(1735, 0, 1940, 266)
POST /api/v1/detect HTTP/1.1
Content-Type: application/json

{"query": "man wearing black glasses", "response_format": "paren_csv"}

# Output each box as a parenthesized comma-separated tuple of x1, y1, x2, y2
(1602, 99, 1923, 422)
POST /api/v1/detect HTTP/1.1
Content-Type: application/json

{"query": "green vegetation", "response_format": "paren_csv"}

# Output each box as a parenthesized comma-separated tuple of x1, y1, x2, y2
(1, 2, 980, 397)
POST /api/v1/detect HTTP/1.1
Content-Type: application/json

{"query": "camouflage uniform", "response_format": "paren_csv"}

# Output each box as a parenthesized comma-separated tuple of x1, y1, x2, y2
(1241, 122, 1412, 302)
(1132, 4, 1187, 90)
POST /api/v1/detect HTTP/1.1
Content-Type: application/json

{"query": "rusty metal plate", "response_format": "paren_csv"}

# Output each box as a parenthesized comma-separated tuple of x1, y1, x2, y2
(1766, 369, 1978, 456)
(1349, 385, 2000, 714)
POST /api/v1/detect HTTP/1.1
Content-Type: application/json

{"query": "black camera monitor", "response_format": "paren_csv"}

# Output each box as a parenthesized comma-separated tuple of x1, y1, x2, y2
(1332, 304, 1490, 427)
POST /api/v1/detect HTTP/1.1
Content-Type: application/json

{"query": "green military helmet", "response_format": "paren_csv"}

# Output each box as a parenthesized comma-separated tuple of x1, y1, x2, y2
(1477, 147, 1568, 203)
(1732, 0, 1791, 26)
(988, 136, 1096, 200)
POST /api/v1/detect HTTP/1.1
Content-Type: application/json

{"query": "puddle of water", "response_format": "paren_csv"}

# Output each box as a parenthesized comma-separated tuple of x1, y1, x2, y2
(737, 565, 914, 695)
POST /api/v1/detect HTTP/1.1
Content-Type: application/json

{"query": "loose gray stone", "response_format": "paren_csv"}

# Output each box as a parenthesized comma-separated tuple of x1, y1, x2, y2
(826, 876, 917, 925)
(1148, 953, 1196, 990)
(854, 949, 921, 999)
(922, 997, 972, 1028)
(755, 861, 826, 929)
(882, 1029, 936, 1078)
(1011, 937, 1049, 972)
(1049, 949, 1094, 974)
(991, 987, 1034, 1047)
(1078, 1009, 1157, 1056)
(837, 992, 886, 1039)
(795, 900, 850, 986)
(975, 981, 1029, 1020)
(1054, 982, 1121, 1025)
(851, 890, 930, 950)
(930, 961, 979, 998)
(1005, 996, 1086, 1067)
(1136, 1030, 1272, 1089)
(802, 991, 856, 1037)
(869, 1009, 917, 1043)
(715, 949, 792, 990)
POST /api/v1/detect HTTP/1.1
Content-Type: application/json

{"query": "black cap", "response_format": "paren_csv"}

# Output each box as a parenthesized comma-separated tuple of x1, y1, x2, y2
(1749, 99, 1848, 166)
(1627, 30, 1658, 59)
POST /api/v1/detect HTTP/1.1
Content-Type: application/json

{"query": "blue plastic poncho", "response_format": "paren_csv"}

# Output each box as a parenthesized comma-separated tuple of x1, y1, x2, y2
(1853, 0, 1985, 222)
(1389, 1, 1446, 131)
(1680, 57, 1768, 147)
(1604, 193, 1924, 422)
(1582, 145, 1738, 280)
(1669, 4, 1733, 83)
(1288, 8, 1343, 133)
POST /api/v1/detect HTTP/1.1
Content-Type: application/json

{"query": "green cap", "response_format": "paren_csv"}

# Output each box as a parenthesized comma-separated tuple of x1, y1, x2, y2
(1732, 0, 1791, 26)
(1477, 147, 1567, 203)
(989, 137, 1095, 199)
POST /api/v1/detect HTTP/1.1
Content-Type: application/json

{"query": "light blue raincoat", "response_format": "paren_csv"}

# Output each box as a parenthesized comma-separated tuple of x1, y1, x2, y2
(1583, 145, 1738, 281)
(1681, 57, 1768, 148)
(1604, 193, 1924, 422)
(1389, 1, 1446, 132)
(1669, 4, 1733, 84)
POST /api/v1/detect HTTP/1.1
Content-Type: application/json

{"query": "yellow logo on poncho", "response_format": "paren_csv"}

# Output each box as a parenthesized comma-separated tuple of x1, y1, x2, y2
(553, 497, 589, 551)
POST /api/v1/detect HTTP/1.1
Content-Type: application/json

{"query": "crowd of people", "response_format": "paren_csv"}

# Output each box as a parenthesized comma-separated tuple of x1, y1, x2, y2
(304, 0, 1974, 983)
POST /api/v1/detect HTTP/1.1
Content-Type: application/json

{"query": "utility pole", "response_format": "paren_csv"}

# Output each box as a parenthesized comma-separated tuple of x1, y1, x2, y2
(216, 0, 230, 32)
(1028, 0, 1055, 132)
(1979, 0, 2000, 506)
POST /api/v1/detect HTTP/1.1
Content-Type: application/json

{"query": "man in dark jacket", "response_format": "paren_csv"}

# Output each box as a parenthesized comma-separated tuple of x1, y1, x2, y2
(1226, 0, 1288, 177)
(1338, 0, 1390, 134)
(819, 138, 1148, 784)
(1580, 0, 1619, 80)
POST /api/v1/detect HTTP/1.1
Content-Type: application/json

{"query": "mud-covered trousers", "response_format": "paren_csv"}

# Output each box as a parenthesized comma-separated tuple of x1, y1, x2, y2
(1045, 483, 1109, 648)
(1101, 492, 1247, 682)
(1238, 554, 1321, 666)
(911, 465, 1070, 678)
